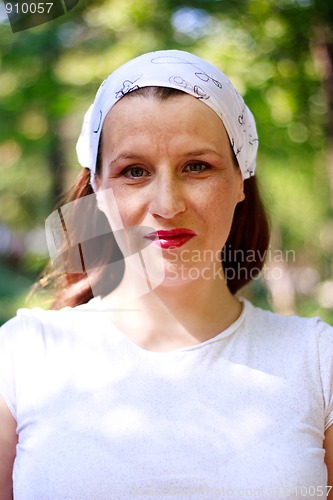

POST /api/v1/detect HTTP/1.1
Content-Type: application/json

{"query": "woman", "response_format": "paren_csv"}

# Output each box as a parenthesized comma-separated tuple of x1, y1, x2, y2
(0, 50, 332, 499)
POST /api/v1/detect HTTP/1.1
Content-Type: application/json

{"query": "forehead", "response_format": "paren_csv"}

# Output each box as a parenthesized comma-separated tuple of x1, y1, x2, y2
(102, 92, 230, 146)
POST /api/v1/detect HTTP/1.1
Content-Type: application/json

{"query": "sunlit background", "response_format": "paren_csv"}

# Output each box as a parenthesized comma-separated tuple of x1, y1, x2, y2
(0, 0, 332, 325)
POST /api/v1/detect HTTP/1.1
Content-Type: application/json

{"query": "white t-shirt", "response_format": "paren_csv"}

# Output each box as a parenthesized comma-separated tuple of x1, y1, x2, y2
(0, 299, 332, 500)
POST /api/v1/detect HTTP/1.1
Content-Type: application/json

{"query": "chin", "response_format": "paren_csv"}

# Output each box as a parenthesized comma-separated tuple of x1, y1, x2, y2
(156, 261, 205, 287)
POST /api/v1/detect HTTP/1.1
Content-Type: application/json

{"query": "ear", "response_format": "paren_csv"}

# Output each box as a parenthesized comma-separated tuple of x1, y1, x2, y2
(93, 176, 105, 213)
(94, 186, 125, 231)
(236, 168, 245, 203)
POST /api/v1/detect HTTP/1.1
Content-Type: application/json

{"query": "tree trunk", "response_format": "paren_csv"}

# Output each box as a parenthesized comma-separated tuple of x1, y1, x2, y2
(48, 120, 66, 208)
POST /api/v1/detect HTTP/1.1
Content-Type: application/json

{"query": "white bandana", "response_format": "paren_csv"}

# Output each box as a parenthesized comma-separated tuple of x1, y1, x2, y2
(76, 50, 258, 180)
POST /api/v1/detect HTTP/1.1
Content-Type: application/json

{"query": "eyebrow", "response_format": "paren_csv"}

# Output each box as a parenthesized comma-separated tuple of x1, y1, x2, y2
(182, 149, 225, 159)
(110, 153, 143, 162)
(109, 149, 225, 164)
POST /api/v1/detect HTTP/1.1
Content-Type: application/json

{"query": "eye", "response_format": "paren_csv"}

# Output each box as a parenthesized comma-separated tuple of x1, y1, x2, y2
(123, 167, 149, 179)
(184, 162, 209, 173)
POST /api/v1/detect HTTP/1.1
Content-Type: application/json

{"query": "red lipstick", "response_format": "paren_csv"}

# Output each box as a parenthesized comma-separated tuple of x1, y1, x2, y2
(145, 228, 196, 249)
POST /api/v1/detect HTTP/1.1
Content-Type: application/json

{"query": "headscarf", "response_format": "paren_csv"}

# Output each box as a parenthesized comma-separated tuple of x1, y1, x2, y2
(76, 50, 258, 182)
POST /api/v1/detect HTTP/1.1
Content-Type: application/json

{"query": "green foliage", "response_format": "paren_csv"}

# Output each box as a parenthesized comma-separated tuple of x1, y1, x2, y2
(0, 0, 333, 324)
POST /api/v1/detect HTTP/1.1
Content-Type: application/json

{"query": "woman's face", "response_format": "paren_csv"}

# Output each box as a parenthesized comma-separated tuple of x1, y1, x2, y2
(95, 92, 244, 284)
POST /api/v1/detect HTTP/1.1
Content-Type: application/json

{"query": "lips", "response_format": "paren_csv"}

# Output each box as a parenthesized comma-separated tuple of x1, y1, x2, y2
(145, 228, 196, 249)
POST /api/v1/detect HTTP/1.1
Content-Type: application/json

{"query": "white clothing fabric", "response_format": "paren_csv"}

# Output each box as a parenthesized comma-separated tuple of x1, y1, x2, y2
(76, 50, 258, 181)
(0, 299, 333, 500)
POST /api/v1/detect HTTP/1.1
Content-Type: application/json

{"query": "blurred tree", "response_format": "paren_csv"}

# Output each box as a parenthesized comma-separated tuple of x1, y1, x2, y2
(0, 0, 332, 322)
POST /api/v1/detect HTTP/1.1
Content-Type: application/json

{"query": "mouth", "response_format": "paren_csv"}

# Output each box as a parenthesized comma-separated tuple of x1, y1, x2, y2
(144, 228, 197, 249)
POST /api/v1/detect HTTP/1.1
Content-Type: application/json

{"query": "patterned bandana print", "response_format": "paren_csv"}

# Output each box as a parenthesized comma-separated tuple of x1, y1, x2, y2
(76, 50, 258, 182)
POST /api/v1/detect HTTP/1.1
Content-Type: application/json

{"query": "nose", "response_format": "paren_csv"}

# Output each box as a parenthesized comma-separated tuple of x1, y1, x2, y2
(149, 173, 186, 219)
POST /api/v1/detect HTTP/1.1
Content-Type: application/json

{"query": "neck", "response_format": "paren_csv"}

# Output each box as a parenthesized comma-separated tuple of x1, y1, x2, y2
(101, 265, 242, 352)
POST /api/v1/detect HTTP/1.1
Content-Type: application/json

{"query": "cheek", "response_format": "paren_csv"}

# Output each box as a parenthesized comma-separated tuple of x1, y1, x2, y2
(95, 184, 133, 230)
(111, 187, 148, 228)
(199, 191, 238, 246)
(198, 184, 238, 220)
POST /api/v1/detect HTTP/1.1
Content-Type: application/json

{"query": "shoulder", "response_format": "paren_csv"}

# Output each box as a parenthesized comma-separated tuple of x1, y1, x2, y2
(0, 298, 104, 348)
(243, 298, 333, 375)
(243, 298, 333, 344)
(240, 300, 333, 429)
(240, 299, 333, 375)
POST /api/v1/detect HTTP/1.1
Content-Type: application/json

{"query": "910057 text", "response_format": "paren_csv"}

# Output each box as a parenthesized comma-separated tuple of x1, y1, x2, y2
(5, 3, 53, 14)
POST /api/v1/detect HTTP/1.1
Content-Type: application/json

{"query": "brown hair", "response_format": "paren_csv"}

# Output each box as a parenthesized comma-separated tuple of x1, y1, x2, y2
(37, 87, 270, 308)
